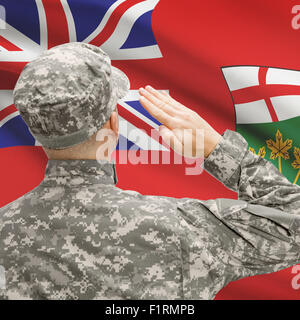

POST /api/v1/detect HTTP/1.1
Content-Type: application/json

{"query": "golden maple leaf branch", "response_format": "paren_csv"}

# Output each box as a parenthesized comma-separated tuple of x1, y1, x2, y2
(266, 129, 292, 173)
(249, 146, 266, 158)
(292, 147, 300, 185)
(249, 130, 299, 184)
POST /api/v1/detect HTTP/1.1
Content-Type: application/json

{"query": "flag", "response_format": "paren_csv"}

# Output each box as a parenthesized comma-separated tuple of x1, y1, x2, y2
(0, 0, 300, 300)
(222, 66, 300, 184)
(0, 0, 163, 150)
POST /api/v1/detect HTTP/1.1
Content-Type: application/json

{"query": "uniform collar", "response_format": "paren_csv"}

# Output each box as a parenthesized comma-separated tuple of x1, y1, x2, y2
(42, 160, 118, 186)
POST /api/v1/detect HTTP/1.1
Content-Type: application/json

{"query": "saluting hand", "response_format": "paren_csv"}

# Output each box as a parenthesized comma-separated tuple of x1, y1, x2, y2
(139, 86, 222, 158)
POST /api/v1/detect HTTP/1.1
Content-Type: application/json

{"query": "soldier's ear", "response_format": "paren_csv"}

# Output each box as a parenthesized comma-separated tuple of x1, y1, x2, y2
(110, 110, 119, 136)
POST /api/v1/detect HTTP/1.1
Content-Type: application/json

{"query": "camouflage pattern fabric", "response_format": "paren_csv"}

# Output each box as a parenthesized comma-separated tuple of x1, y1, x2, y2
(0, 130, 299, 300)
(13, 42, 130, 150)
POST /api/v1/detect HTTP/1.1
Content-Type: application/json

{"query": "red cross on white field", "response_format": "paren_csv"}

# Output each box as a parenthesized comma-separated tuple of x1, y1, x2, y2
(222, 66, 300, 124)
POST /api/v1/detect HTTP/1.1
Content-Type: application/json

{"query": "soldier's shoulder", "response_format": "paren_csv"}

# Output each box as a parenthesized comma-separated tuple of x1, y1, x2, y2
(105, 187, 189, 233)
(113, 187, 178, 210)
(0, 196, 23, 218)
(0, 188, 40, 223)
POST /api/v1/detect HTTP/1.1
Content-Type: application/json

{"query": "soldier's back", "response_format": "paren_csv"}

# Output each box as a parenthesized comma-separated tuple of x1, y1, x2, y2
(0, 160, 186, 300)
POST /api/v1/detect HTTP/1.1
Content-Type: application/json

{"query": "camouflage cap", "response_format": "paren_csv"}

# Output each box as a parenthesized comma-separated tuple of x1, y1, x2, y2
(13, 42, 130, 149)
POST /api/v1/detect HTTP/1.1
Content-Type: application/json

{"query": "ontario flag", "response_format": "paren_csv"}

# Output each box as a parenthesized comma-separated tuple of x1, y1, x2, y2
(0, 0, 300, 300)
(222, 66, 300, 185)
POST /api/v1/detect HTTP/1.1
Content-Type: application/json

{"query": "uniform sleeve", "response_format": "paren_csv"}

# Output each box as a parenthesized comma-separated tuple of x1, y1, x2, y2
(204, 130, 300, 214)
(201, 130, 300, 282)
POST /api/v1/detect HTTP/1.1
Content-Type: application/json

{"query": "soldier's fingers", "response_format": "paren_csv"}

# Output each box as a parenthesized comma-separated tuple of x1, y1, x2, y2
(159, 126, 183, 155)
(161, 91, 171, 97)
(139, 96, 177, 128)
(139, 88, 177, 116)
(145, 86, 186, 112)
(160, 91, 185, 111)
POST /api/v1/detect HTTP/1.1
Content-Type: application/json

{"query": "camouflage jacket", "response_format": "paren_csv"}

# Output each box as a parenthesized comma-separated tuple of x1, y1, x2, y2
(0, 130, 299, 300)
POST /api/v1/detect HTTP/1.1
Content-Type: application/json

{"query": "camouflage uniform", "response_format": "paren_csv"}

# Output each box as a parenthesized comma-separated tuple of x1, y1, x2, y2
(0, 130, 299, 300)
(0, 43, 299, 300)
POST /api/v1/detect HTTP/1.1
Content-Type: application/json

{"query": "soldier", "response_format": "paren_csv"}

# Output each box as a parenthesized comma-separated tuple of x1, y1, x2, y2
(0, 42, 299, 300)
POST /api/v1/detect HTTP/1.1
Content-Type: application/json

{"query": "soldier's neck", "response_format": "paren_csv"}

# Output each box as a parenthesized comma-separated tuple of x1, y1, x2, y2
(43, 147, 111, 161)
